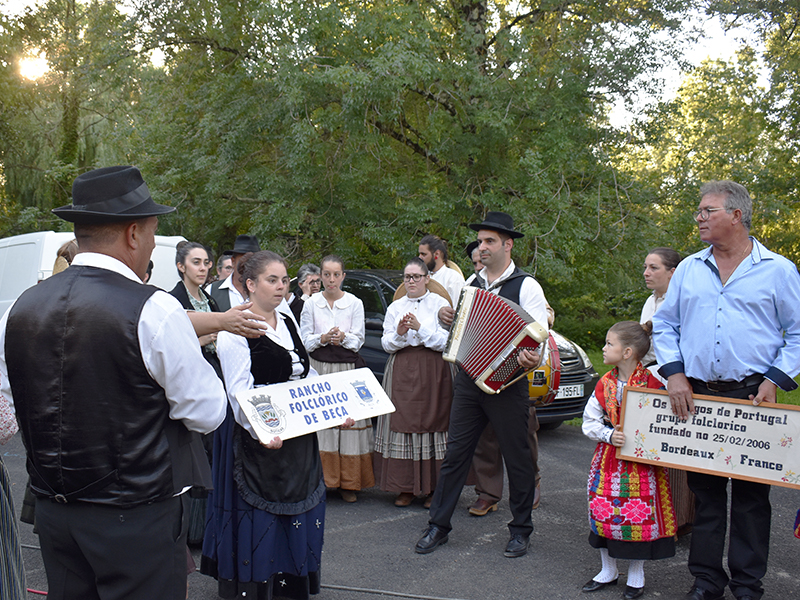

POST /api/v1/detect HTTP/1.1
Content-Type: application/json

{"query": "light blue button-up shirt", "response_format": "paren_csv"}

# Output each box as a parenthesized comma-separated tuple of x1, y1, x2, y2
(652, 237, 800, 390)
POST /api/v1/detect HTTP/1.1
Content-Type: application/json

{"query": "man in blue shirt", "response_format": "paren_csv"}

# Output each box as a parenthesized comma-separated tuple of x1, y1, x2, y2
(653, 180, 800, 600)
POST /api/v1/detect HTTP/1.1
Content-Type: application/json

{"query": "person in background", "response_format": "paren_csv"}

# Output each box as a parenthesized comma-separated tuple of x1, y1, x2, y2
(53, 239, 79, 275)
(143, 259, 154, 284)
(209, 254, 233, 285)
(375, 257, 452, 508)
(581, 321, 675, 600)
(653, 180, 800, 600)
(300, 256, 372, 503)
(639, 247, 694, 536)
(464, 240, 483, 286)
(208, 235, 261, 311)
(291, 263, 321, 322)
(202, 250, 352, 599)
(0, 165, 227, 600)
(419, 234, 465, 306)
(169, 241, 223, 548)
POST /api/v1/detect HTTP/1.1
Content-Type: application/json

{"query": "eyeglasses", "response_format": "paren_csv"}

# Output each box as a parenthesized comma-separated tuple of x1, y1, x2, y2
(692, 207, 726, 221)
(403, 274, 426, 282)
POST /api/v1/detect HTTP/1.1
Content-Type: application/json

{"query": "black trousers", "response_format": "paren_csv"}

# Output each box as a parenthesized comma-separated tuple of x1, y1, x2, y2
(687, 380, 770, 600)
(428, 371, 536, 536)
(35, 494, 190, 600)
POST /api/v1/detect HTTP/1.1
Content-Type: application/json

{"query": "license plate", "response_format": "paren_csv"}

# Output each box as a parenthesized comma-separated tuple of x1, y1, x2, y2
(555, 384, 584, 399)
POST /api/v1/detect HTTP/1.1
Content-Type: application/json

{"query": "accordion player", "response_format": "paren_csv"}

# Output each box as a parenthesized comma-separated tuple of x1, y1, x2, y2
(443, 286, 548, 394)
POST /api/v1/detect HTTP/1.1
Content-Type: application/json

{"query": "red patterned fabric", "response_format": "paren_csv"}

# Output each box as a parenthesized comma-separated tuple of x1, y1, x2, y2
(588, 365, 676, 542)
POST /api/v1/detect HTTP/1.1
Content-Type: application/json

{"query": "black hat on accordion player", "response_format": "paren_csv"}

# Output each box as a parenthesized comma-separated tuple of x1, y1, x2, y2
(53, 166, 176, 224)
(469, 211, 524, 239)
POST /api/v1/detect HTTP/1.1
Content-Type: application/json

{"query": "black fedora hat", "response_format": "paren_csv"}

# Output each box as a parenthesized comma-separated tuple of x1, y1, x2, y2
(223, 235, 261, 256)
(468, 211, 524, 239)
(465, 240, 479, 258)
(52, 166, 175, 224)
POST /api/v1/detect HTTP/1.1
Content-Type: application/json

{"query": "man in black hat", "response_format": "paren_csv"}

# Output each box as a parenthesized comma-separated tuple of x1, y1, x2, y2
(0, 166, 228, 600)
(417, 211, 549, 559)
(208, 234, 262, 311)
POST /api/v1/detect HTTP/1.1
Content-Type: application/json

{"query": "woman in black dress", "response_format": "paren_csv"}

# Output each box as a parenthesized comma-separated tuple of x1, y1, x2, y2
(202, 251, 349, 600)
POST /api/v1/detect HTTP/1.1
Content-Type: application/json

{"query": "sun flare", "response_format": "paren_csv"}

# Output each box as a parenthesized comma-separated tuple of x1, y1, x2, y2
(19, 54, 49, 81)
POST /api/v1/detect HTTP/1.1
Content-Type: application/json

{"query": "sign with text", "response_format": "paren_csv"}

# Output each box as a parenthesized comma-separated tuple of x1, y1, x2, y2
(618, 387, 800, 490)
(235, 367, 395, 443)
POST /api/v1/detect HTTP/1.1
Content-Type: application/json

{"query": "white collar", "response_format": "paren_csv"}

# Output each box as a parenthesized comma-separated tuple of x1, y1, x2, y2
(71, 253, 142, 283)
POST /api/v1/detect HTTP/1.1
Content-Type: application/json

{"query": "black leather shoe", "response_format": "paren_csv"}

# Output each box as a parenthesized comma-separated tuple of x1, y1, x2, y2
(623, 585, 644, 599)
(686, 586, 725, 600)
(582, 578, 618, 592)
(415, 525, 449, 554)
(503, 533, 530, 558)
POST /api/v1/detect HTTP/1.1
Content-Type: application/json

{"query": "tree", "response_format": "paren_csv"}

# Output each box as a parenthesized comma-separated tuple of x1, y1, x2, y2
(131, 1, 691, 295)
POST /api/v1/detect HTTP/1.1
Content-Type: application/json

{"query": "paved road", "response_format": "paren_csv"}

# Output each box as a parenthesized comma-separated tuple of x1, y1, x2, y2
(4, 423, 798, 599)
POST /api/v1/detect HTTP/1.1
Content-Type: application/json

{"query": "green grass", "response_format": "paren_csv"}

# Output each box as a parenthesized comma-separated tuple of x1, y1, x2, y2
(583, 350, 800, 406)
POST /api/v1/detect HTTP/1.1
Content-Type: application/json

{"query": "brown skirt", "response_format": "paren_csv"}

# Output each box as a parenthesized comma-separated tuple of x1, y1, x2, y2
(373, 346, 453, 496)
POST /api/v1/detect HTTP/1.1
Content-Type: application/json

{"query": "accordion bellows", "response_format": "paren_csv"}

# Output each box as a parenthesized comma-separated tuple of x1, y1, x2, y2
(443, 287, 548, 394)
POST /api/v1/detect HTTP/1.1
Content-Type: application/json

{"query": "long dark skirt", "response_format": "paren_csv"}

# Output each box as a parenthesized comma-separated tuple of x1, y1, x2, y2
(201, 410, 324, 600)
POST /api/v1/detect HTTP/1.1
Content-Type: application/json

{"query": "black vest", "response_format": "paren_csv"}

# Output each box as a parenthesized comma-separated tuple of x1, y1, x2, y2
(208, 278, 232, 311)
(6, 266, 194, 505)
(470, 265, 530, 305)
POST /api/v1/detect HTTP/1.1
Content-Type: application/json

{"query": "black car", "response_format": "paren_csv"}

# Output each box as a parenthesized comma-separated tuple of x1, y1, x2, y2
(341, 269, 599, 428)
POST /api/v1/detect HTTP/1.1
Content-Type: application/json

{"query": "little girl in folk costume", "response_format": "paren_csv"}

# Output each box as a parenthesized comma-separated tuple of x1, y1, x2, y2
(582, 321, 676, 600)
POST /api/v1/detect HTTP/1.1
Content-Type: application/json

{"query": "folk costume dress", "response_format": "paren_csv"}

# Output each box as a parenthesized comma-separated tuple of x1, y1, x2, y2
(300, 291, 374, 492)
(582, 364, 676, 559)
(201, 314, 325, 600)
(374, 290, 452, 496)
(0, 389, 25, 600)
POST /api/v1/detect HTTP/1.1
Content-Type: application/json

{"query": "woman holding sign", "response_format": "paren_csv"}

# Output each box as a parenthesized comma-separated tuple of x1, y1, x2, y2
(581, 321, 675, 600)
(202, 251, 350, 600)
(300, 255, 374, 504)
(374, 257, 453, 508)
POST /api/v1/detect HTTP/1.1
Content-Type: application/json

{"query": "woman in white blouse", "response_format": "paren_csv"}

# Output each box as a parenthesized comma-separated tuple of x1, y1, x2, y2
(374, 257, 453, 508)
(640, 247, 694, 535)
(300, 255, 373, 503)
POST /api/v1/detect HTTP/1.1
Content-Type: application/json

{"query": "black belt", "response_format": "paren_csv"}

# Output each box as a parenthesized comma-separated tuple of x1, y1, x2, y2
(689, 374, 764, 393)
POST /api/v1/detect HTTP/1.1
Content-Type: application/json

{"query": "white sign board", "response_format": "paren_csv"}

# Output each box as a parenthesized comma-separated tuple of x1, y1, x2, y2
(235, 367, 395, 443)
(619, 387, 800, 490)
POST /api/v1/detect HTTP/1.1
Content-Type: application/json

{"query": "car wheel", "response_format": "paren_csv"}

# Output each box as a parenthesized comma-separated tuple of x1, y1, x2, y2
(538, 421, 562, 431)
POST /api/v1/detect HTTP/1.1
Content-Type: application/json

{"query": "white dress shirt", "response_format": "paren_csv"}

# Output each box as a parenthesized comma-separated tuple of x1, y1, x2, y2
(477, 260, 549, 332)
(382, 291, 451, 353)
(299, 291, 365, 353)
(217, 272, 300, 330)
(431, 265, 465, 307)
(0, 252, 226, 434)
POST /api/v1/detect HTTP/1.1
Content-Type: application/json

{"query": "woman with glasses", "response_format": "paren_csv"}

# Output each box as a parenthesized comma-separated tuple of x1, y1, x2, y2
(300, 256, 373, 503)
(374, 257, 453, 507)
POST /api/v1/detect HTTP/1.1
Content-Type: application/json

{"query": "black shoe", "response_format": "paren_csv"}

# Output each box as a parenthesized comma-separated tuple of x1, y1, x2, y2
(503, 533, 530, 558)
(623, 585, 644, 599)
(736, 596, 755, 600)
(582, 578, 618, 593)
(415, 525, 449, 554)
(686, 586, 725, 600)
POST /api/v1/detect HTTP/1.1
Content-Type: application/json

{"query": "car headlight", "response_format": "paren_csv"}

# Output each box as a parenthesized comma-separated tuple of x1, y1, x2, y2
(575, 343, 592, 369)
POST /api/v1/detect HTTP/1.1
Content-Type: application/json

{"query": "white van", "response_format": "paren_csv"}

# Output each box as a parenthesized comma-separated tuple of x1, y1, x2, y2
(0, 231, 186, 315)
